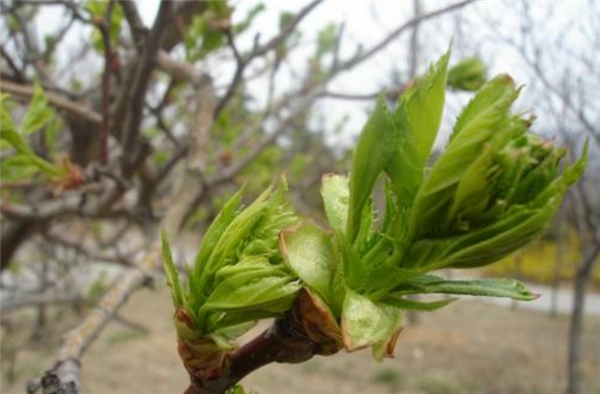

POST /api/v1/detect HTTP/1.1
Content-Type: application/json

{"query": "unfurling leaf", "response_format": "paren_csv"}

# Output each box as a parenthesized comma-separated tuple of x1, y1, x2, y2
(0, 89, 64, 181)
(347, 96, 395, 243)
(162, 230, 184, 307)
(385, 49, 450, 213)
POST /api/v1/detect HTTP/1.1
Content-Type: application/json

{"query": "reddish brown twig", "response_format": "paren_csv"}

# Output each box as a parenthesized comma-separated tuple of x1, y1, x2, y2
(183, 309, 325, 394)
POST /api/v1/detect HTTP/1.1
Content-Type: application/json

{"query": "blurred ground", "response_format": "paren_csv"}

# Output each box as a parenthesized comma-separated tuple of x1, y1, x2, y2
(3, 284, 600, 394)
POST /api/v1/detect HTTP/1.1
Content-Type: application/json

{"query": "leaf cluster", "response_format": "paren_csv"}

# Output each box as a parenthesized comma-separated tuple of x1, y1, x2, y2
(0, 84, 67, 184)
(163, 48, 586, 363)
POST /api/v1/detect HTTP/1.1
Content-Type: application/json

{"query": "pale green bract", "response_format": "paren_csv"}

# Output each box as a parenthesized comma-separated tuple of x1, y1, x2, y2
(162, 49, 586, 365)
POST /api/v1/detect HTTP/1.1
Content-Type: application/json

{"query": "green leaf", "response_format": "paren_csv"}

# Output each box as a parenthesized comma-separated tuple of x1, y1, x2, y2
(405, 199, 558, 270)
(1, 155, 42, 182)
(336, 231, 367, 291)
(19, 82, 54, 135)
(193, 187, 244, 283)
(445, 145, 497, 229)
(511, 146, 563, 206)
(199, 187, 271, 285)
(280, 221, 335, 302)
(530, 139, 588, 208)
(1, 103, 32, 155)
(161, 230, 184, 307)
(408, 75, 520, 240)
(347, 96, 395, 243)
(202, 258, 300, 316)
(0, 120, 61, 178)
(381, 295, 458, 311)
(45, 116, 61, 155)
(1, 91, 62, 179)
(240, 179, 297, 259)
(364, 264, 422, 300)
(385, 50, 450, 212)
(394, 276, 537, 301)
(210, 321, 257, 346)
(321, 174, 349, 232)
(342, 289, 401, 354)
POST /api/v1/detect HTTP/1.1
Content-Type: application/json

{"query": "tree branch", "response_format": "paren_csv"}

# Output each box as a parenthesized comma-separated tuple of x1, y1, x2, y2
(184, 291, 338, 394)
(121, 0, 173, 173)
(92, 1, 115, 164)
(213, 0, 324, 119)
(333, 0, 476, 73)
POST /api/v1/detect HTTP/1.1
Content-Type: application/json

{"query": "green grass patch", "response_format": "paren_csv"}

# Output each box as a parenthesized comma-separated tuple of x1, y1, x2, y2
(418, 377, 463, 394)
(372, 368, 404, 392)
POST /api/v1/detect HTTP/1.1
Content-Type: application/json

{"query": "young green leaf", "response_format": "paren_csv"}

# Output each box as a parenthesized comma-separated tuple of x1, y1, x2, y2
(193, 187, 245, 280)
(404, 199, 559, 270)
(1, 91, 62, 179)
(381, 295, 458, 311)
(199, 187, 271, 285)
(202, 259, 300, 317)
(161, 230, 184, 307)
(19, 82, 54, 135)
(385, 50, 450, 211)
(347, 96, 395, 243)
(280, 221, 335, 302)
(321, 174, 349, 232)
(335, 231, 367, 291)
(1, 155, 42, 182)
(408, 75, 520, 240)
(394, 276, 537, 301)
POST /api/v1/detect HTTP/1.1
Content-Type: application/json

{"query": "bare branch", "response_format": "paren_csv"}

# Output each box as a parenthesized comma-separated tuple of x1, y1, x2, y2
(92, 1, 115, 164)
(42, 265, 153, 394)
(254, 0, 324, 58)
(121, 0, 174, 173)
(322, 85, 407, 101)
(117, 0, 149, 48)
(2, 293, 85, 314)
(213, 0, 324, 119)
(333, 0, 476, 73)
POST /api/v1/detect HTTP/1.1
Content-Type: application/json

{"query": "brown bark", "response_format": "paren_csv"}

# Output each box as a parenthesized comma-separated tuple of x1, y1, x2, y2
(1, 220, 36, 271)
(183, 303, 336, 394)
